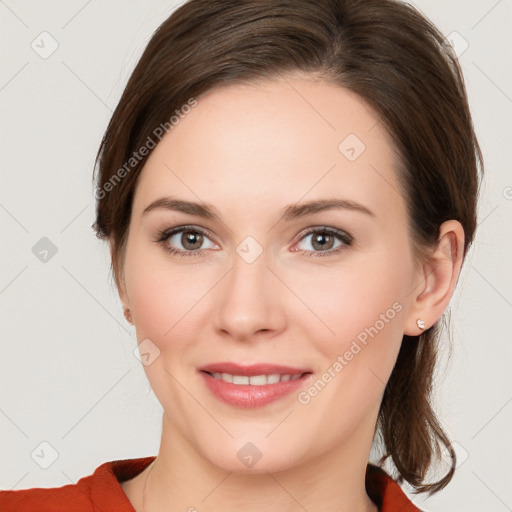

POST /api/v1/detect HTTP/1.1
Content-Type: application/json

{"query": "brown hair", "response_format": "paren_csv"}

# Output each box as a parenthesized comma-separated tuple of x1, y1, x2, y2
(93, 0, 482, 494)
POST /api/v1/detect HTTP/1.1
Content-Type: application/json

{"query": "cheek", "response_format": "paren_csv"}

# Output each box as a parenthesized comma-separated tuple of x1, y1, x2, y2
(287, 257, 409, 456)
(291, 251, 411, 407)
(123, 239, 218, 345)
(290, 254, 409, 347)
(293, 267, 407, 429)
(127, 267, 202, 340)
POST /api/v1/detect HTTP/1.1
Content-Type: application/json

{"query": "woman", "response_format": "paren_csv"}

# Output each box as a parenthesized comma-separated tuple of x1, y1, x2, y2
(0, 0, 482, 510)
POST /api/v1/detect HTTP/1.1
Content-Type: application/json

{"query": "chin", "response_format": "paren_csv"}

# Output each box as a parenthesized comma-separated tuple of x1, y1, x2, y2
(198, 436, 305, 475)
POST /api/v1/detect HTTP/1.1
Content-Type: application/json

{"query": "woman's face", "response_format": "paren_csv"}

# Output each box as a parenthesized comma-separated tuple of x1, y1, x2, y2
(120, 74, 422, 473)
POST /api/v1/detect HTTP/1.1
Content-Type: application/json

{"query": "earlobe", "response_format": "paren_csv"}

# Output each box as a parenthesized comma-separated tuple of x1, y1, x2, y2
(118, 280, 133, 325)
(123, 308, 133, 324)
(404, 220, 465, 335)
(118, 277, 133, 324)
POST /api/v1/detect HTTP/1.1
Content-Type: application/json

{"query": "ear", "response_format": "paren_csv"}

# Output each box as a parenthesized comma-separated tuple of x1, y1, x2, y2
(109, 238, 131, 321)
(404, 220, 465, 335)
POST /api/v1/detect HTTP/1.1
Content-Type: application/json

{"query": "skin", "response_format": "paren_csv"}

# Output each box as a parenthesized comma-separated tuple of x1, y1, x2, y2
(117, 73, 464, 512)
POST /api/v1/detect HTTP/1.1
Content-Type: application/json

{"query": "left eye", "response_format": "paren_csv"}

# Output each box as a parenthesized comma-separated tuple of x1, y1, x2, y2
(294, 229, 351, 254)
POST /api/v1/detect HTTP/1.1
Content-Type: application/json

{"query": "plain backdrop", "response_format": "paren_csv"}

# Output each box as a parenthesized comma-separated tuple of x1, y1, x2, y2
(0, 1, 511, 510)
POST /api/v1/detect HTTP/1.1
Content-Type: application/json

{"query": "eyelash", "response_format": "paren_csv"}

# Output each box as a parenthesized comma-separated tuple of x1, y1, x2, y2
(155, 225, 353, 258)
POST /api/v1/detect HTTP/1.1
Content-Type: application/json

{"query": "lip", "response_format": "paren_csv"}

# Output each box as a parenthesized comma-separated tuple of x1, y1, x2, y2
(198, 362, 311, 376)
(198, 362, 313, 409)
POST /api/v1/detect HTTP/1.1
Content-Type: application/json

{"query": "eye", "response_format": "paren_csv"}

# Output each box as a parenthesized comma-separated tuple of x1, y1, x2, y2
(292, 227, 353, 257)
(156, 225, 352, 258)
(156, 225, 218, 256)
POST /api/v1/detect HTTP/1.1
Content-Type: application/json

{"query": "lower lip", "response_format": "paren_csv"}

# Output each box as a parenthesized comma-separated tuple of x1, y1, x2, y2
(200, 371, 312, 408)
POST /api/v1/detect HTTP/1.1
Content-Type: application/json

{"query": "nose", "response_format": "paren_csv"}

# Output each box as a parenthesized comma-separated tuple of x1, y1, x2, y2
(212, 249, 287, 342)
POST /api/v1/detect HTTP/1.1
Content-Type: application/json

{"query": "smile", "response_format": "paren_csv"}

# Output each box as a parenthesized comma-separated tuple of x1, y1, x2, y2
(206, 371, 305, 385)
(198, 364, 313, 408)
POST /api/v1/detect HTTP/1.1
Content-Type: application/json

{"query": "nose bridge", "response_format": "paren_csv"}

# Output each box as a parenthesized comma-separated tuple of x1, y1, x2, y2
(212, 245, 284, 340)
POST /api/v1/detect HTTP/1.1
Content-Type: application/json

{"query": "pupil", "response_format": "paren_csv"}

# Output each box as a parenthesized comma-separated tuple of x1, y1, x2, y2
(312, 233, 332, 251)
(183, 231, 202, 250)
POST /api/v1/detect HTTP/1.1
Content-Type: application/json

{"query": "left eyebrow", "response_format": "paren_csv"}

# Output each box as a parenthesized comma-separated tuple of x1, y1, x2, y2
(280, 199, 375, 221)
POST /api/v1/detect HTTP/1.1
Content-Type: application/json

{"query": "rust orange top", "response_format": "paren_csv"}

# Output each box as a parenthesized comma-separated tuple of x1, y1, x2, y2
(0, 456, 421, 511)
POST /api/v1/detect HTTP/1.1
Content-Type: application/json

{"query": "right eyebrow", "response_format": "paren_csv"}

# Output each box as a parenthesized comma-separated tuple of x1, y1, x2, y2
(142, 197, 222, 221)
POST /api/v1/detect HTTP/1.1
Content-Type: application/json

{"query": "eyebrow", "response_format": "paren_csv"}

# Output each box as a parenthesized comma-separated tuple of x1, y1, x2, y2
(142, 197, 375, 221)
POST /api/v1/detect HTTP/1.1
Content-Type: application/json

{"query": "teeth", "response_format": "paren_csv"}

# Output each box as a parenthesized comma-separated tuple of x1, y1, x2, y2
(233, 375, 249, 385)
(249, 375, 267, 385)
(210, 372, 303, 385)
(266, 374, 281, 384)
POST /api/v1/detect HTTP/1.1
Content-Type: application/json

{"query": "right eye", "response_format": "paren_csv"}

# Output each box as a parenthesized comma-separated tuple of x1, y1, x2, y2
(156, 225, 219, 257)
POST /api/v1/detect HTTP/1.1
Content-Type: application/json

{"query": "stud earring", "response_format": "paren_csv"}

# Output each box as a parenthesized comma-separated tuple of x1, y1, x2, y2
(416, 319, 425, 330)
(124, 309, 132, 323)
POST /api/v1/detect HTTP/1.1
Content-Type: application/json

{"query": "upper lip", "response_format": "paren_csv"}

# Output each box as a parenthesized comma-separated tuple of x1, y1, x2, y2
(198, 362, 311, 376)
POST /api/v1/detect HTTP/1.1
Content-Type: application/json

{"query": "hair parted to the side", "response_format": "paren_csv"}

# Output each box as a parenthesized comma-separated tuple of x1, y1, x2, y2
(93, 0, 483, 495)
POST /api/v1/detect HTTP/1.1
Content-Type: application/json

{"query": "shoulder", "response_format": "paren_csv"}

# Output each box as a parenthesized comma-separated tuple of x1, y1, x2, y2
(0, 456, 155, 512)
(0, 484, 94, 511)
(366, 464, 423, 512)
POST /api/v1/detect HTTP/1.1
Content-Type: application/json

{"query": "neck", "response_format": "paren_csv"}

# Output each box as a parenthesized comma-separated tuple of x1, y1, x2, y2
(138, 413, 378, 512)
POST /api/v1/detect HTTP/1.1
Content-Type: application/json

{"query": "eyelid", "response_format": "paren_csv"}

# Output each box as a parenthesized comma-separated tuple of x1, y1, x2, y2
(155, 224, 220, 258)
(156, 224, 353, 257)
(156, 224, 218, 244)
(291, 226, 353, 247)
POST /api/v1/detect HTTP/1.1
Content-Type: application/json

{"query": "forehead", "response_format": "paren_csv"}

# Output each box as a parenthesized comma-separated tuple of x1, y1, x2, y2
(132, 75, 405, 222)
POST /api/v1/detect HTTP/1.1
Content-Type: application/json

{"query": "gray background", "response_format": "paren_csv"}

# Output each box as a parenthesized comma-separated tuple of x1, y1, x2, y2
(0, 1, 511, 510)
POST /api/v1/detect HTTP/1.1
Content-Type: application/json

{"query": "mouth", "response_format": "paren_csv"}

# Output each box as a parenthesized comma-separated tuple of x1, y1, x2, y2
(198, 361, 312, 377)
(203, 371, 307, 385)
(198, 362, 313, 408)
